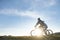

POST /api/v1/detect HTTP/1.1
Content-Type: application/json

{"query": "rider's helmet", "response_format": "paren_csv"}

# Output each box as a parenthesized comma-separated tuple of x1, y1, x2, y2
(38, 18, 40, 21)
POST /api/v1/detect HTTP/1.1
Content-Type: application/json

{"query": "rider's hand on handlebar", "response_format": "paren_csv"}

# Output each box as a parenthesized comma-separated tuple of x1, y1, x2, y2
(34, 25, 37, 27)
(34, 26, 37, 29)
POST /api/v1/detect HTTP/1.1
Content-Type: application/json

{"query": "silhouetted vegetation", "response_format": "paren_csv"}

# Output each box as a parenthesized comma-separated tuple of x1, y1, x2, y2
(0, 32, 60, 40)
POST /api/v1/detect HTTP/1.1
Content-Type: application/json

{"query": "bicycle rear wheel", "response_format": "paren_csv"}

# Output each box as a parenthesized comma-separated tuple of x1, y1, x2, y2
(30, 30, 35, 36)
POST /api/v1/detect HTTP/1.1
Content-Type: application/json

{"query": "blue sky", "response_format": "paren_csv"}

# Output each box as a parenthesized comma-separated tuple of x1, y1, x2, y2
(0, 0, 60, 36)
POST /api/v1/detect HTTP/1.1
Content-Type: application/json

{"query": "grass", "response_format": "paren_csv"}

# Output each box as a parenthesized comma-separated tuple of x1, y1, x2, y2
(0, 35, 60, 40)
(0, 33, 60, 40)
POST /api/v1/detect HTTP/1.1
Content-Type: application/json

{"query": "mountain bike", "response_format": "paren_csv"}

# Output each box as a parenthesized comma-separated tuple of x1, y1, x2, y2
(30, 27, 53, 36)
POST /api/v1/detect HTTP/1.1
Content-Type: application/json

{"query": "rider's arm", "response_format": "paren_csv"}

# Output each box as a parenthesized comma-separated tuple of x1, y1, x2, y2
(34, 21, 39, 27)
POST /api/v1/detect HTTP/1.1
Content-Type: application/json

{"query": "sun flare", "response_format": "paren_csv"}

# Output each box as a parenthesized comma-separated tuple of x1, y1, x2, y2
(32, 28, 43, 36)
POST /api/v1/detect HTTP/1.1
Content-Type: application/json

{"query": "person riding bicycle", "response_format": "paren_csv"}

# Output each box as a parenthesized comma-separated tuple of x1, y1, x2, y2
(30, 18, 53, 36)
(35, 18, 48, 31)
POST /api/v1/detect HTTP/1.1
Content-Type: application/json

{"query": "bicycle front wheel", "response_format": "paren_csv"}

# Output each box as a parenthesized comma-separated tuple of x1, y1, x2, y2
(46, 29, 53, 35)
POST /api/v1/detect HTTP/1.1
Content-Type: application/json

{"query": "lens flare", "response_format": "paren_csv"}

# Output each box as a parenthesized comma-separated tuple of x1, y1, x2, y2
(32, 28, 43, 36)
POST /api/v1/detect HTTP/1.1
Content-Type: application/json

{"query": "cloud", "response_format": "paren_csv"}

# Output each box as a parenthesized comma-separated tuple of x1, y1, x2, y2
(0, 9, 40, 18)
(0, 0, 57, 20)
(0, 9, 54, 21)
(5, 0, 58, 20)
(20, 11, 40, 18)
(24, 0, 56, 9)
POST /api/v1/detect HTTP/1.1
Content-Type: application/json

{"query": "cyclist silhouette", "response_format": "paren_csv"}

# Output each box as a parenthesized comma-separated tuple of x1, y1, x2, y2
(30, 18, 53, 36)
(35, 18, 48, 32)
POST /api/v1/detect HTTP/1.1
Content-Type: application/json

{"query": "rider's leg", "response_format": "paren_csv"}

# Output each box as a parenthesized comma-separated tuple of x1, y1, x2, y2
(43, 26, 47, 35)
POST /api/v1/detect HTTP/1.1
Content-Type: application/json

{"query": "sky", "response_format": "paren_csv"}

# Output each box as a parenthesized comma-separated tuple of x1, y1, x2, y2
(0, 0, 60, 36)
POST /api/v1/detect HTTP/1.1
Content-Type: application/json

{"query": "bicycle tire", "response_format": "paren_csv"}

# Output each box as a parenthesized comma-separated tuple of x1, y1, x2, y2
(46, 29, 53, 35)
(30, 29, 35, 36)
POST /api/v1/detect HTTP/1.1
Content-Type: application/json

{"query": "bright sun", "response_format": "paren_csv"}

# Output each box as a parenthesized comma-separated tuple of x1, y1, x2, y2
(32, 28, 43, 36)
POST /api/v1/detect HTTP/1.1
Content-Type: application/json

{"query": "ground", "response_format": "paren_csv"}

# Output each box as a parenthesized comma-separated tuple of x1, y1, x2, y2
(0, 33, 60, 40)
